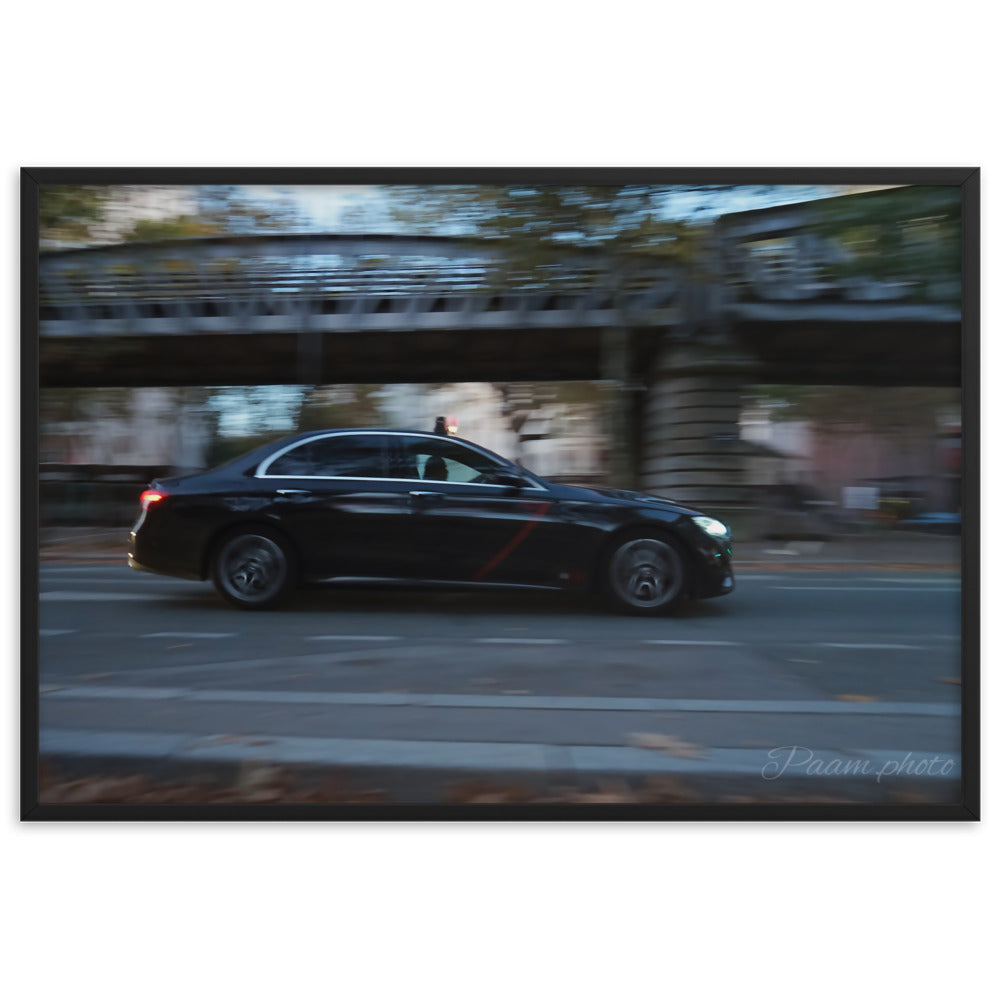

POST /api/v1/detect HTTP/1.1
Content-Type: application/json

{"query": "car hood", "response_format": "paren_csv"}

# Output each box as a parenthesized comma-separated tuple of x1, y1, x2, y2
(542, 480, 705, 515)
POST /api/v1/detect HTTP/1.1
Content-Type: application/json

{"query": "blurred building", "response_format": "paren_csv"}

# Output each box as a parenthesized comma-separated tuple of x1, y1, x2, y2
(515, 401, 605, 483)
(40, 388, 216, 469)
(374, 382, 608, 481)
(374, 383, 518, 458)
(739, 407, 813, 485)
(739, 401, 961, 515)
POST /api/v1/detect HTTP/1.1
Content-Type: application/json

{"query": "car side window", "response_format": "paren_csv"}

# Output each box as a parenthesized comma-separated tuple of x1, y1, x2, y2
(395, 436, 506, 484)
(266, 435, 389, 478)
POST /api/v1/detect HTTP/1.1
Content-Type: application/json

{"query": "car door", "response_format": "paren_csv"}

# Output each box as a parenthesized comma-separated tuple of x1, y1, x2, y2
(389, 434, 566, 586)
(256, 432, 412, 579)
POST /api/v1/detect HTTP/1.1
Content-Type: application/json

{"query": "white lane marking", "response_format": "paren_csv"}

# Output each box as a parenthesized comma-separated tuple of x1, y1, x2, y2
(38, 576, 190, 586)
(737, 575, 959, 583)
(819, 642, 922, 650)
(769, 585, 958, 592)
(141, 632, 237, 639)
(39, 684, 961, 717)
(644, 639, 743, 646)
(37, 630, 954, 648)
(817, 635, 958, 643)
(305, 635, 402, 641)
(40, 592, 168, 602)
(475, 638, 568, 645)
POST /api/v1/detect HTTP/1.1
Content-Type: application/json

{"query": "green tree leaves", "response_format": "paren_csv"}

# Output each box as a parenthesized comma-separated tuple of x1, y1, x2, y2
(38, 186, 112, 245)
(812, 186, 961, 300)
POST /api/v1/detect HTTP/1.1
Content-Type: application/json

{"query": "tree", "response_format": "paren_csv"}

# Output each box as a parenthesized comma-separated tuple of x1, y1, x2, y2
(385, 184, 713, 268)
(39, 183, 307, 247)
(121, 185, 304, 242)
(750, 385, 959, 432)
(296, 385, 384, 432)
(812, 186, 961, 301)
(38, 185, 113, 246)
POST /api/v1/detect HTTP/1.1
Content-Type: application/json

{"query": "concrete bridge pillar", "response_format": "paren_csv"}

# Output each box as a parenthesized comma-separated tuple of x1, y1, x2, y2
(640, 345, 756, 513)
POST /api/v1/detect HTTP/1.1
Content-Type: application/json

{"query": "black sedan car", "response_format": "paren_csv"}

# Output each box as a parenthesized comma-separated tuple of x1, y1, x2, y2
(128, 428, 734, 614)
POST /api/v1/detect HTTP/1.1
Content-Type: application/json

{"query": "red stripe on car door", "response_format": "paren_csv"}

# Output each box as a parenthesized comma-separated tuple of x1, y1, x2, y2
(472, 501, 553, 581)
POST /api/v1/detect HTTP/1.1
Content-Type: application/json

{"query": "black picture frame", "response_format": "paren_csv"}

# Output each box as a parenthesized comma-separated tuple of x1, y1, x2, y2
(21, 166, 980, 821)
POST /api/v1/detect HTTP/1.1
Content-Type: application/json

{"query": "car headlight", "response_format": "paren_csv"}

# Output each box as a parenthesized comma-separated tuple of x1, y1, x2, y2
(692, 515, 730, 539)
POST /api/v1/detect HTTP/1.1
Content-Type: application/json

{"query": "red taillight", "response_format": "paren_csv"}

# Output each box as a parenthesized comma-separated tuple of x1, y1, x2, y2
(140, 489, 167, 510)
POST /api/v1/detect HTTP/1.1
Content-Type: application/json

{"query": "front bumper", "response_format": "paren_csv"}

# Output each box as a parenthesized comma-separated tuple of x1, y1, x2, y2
(690, 539, 735, 599)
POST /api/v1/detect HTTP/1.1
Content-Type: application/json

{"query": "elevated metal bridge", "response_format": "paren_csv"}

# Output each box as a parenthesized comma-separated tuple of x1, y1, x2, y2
(38, 204, 962, 388)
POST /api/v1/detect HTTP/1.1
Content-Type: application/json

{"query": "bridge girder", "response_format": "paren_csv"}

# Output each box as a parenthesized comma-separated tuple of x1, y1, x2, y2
(38, 226, 962, 390)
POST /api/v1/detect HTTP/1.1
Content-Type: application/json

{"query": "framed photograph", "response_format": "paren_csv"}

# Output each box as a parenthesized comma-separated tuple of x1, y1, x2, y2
(22, 168, 979, 820)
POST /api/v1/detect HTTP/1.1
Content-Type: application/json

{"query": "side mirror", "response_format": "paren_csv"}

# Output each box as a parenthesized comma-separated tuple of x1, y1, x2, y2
(493, 472, 528, 489)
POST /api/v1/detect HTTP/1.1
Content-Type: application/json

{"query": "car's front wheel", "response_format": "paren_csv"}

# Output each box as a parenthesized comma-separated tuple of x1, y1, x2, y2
(603, 533, 686, 615)
(211, 528, 295, 610)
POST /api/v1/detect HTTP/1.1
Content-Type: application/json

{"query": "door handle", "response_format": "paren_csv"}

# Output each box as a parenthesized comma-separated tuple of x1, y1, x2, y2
(409, 490, 446, 502)
(276, 489, 312, 496)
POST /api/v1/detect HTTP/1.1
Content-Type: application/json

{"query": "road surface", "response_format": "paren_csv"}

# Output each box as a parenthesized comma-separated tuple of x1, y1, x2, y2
(35, 562, 964, 799)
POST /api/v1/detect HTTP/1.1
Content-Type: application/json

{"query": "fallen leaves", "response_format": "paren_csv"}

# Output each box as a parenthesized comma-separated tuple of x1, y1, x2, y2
(36, 764, 884, 806)
(629, 733, 707, 759)
(445, 780, 537, 804)
(197, 734, 273, 747)
(38, 762, 384, 804)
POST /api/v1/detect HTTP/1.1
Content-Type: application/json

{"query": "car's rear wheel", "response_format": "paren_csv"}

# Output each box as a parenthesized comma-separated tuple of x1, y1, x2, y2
(604, 533, 686, 615)
(211, 528, 294, 610)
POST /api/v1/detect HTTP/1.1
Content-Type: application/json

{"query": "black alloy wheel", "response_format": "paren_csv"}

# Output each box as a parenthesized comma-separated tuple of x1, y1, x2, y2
(211, 529, 294, 609)
(605, 534, 686, 615)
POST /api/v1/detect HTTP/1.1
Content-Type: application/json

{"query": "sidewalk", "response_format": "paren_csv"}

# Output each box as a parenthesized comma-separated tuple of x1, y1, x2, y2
(38, 527, 130, 560)
(38, 728, 961, 805)
(38, 680, 962, 805)
(732, 533, 961, 570)
(38, 525, 963, 570)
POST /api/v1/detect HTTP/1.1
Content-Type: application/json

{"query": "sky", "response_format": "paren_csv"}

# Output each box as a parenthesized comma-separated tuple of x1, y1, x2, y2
(237, 183, 859, 234)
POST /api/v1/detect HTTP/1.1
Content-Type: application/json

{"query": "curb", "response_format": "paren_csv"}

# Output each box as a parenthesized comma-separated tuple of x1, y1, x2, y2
(40, 554, 127, 562)
(39, 729, 962, 804)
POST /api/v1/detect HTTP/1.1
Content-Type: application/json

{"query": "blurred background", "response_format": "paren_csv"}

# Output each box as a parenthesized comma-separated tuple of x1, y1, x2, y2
(37, 182, 962, 540)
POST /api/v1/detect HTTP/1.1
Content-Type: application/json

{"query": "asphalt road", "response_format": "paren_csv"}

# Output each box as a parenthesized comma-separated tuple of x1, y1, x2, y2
(37, 563, 963, 768)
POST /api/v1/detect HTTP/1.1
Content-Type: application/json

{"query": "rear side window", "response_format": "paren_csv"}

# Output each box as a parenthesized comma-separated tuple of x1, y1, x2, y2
(264, 435, 389, 478)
